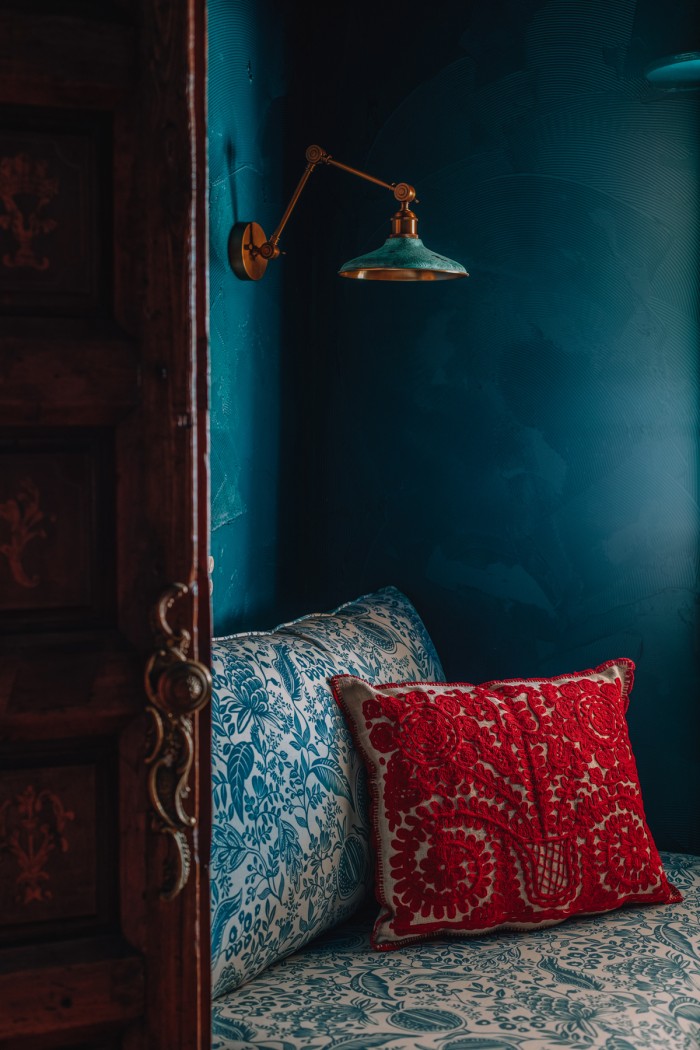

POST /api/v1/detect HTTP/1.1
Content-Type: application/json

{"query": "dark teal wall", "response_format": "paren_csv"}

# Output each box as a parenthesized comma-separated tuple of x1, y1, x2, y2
(209, 0, 700, 851)
(208, 0, 291, 633)
(285, 0, 700, 852)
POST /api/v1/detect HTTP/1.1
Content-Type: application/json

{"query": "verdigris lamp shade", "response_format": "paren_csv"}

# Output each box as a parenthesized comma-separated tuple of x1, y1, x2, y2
(339, 235, 468, 281)
(339, 197, 467, 281)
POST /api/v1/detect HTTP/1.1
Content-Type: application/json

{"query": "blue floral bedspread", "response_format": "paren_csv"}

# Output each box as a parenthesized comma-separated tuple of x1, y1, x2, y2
(212, 851, 700, 1050)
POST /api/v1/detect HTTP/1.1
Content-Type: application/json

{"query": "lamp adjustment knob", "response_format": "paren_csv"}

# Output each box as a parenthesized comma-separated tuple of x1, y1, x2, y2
(393, 182, 416, 203)
(305, 144, 327, 164)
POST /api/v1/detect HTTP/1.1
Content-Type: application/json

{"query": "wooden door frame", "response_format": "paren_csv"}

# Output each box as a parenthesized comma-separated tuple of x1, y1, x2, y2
(133, 2, 211, 1048)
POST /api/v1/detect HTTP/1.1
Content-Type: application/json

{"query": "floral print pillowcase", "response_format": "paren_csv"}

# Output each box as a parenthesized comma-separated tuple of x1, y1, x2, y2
(210, 586, 445, 996)
(331, 660, 680, 951)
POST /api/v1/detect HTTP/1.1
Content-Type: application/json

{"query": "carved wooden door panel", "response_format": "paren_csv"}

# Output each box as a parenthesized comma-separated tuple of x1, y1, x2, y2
(0, 4, 210, 1049)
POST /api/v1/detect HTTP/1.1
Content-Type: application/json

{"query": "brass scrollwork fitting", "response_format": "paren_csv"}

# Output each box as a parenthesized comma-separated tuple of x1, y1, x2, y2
(144, 583, 211, 901)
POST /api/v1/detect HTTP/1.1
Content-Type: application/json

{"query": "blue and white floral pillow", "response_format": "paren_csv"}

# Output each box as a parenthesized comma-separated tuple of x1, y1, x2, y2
(210, 586, 444, 996)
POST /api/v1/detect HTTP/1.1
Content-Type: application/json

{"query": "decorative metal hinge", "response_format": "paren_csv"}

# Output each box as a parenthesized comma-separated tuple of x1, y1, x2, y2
(144, 583, 212, 900)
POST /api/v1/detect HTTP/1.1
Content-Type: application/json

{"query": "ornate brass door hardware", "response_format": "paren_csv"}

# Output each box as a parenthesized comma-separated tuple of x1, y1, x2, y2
(144, 583, 211, 900)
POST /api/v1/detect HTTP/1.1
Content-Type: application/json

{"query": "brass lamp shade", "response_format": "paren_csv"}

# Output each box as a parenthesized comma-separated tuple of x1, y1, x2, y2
(339, 235, 468, 281)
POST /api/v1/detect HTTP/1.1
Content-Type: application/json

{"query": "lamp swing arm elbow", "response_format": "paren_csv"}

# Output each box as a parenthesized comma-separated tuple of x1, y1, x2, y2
(228, 143, 467, 282)
(261, 146, 328, 260)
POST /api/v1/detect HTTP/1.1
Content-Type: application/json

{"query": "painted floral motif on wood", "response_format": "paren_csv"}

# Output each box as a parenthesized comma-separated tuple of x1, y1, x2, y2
(0, 118, 106, 315)
(0, 784, 75, 904)
(0, 477, 54, 589)
(0, 439, 111, 627)
(0, 152, 58, 270)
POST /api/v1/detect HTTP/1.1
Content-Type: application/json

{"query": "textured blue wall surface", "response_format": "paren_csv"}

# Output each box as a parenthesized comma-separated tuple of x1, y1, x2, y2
(209, 0, 700, 851)
(208, 0, 290, 633)
(287, 0, 700, 852)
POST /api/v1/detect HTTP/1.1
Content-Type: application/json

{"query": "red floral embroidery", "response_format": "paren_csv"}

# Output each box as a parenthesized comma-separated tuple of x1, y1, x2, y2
(369, 721, 396, 755)
(392, 821, 495, 924)
(599, 812, 658, 891)
(399, 701, 459, 765)
(331, 660, 681, 951)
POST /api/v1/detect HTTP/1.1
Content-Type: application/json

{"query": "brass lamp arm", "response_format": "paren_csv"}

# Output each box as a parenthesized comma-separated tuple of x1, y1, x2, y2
(266, 152, 320, 251)
(229, 144, 417, 281)
(269, 145, 417, 250)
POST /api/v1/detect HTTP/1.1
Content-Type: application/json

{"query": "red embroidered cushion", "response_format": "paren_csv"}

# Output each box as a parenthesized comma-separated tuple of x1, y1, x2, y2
(331, 660, 680, 950)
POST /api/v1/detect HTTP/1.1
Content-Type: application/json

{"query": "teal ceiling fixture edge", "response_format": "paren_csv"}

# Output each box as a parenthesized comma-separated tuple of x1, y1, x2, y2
(645, 52, 700, 88)
(229, 144, 468, 283)
(339, 234, 468, 281)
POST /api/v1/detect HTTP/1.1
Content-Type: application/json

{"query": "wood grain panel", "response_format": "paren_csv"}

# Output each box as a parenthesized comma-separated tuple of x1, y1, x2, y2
(0, 13, 135, 110)
(0, 634, 141, 743)
(0, 334, 139, 427)
(0, 1034, 122, 1050)
(0, 937, 143, 1041)
(0, 1036, 122, 1050)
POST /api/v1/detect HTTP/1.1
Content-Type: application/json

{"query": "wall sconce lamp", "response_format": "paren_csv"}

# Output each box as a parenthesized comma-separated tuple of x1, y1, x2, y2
(229, 145, 468, 282)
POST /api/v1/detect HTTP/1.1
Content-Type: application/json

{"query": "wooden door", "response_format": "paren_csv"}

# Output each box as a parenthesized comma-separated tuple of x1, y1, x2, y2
(0, 3, 210, 1049)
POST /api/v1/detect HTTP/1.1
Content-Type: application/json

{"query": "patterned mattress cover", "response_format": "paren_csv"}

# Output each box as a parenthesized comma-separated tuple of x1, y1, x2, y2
(212, 851, 700, 1050)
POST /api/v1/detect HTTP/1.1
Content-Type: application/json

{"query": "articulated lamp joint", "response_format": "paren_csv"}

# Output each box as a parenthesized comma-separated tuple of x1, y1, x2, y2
(257, 240, 280, 261)
(392, 182, 417, 204)
(305, 144, 330, 165)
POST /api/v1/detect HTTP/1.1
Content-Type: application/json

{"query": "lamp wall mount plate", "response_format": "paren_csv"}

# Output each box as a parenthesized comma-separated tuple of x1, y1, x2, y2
(228, 144, 467, 282)
(229, 221, 273, 281)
